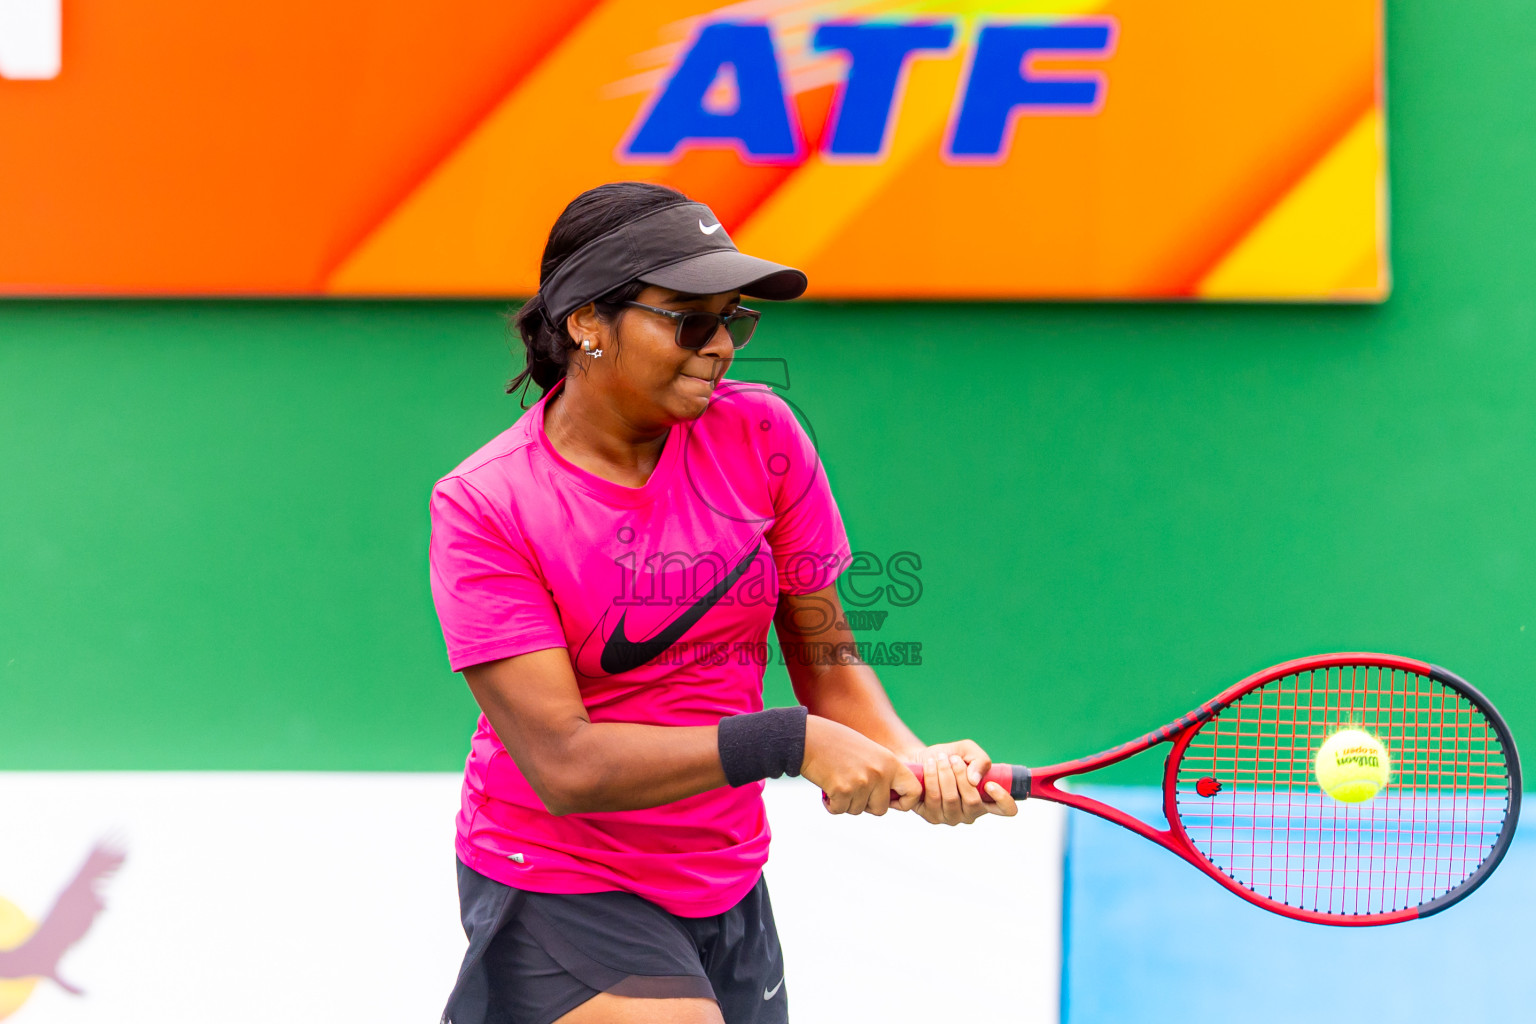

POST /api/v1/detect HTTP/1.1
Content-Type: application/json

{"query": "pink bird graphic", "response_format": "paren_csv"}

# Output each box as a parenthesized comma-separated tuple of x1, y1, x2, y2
(0, 844, 125, 995)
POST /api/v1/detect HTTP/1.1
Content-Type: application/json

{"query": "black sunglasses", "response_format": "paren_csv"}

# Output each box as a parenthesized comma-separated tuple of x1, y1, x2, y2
(621, 301, 760, 350)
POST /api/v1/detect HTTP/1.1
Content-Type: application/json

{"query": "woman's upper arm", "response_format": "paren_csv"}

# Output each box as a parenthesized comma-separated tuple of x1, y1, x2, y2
(462, 648, 590, 808)
(773, 584, 847, 644)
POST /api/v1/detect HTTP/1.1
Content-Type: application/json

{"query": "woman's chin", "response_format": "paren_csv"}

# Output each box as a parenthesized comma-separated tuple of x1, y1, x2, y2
(671, 375, 717, 414)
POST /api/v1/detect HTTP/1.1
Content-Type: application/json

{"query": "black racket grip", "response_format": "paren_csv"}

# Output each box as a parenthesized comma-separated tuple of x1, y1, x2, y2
(898, 762, 1032, 803)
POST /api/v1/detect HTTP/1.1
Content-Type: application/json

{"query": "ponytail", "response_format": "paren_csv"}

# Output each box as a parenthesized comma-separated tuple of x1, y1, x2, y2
(506, 293, 570, 400)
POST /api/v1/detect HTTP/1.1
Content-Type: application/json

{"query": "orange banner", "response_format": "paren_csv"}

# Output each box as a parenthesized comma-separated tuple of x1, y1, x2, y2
(0, 1, 1385, 299)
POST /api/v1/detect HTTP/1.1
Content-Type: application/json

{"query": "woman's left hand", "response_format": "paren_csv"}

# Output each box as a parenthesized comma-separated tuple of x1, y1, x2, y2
(911, 740, 1019, 825)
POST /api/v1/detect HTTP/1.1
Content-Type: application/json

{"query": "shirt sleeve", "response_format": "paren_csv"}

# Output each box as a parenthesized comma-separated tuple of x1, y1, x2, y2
(428, 476, 568, 672)
(761, 392, 852, 594)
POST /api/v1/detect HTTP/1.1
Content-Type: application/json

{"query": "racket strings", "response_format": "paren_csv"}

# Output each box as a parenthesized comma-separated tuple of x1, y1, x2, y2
(1172, 664, 1512, 917)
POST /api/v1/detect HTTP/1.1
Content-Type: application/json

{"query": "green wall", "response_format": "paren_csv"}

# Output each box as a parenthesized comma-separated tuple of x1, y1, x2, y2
(3, 2, 1534, 779)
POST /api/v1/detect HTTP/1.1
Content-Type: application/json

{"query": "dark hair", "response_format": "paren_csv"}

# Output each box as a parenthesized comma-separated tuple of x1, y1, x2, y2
(508, 181, 689, 400)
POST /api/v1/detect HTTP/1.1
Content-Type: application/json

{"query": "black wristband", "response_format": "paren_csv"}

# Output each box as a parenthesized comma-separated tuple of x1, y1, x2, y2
(717, 706, 809, 788)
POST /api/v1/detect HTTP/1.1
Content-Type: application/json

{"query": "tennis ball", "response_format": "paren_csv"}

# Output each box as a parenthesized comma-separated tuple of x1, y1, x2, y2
(1314, 728, 1391, 803)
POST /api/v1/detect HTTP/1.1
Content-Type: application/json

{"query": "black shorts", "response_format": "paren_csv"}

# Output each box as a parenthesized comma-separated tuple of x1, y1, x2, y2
(442, 860, 789, 1024)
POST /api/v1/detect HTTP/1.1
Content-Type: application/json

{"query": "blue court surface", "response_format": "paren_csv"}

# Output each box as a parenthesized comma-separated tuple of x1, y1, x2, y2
(1063, 786, 1533, 1024)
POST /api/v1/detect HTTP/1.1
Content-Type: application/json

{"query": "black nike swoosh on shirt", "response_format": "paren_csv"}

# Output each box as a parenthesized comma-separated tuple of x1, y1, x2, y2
(599, 543, 762, 675)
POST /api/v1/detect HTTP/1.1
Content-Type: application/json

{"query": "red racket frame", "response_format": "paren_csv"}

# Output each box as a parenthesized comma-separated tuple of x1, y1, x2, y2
(933, 653, 1522, 925)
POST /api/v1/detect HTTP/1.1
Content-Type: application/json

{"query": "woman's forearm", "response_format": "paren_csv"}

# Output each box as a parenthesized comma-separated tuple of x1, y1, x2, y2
(529, 720, 728, 815)
(776, 585, 926, 759)
(792, 661, 925, 759)
(466, 652, 729, 815)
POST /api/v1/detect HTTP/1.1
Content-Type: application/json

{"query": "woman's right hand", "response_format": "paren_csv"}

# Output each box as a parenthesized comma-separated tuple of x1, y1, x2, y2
(801, 715, 922, 815)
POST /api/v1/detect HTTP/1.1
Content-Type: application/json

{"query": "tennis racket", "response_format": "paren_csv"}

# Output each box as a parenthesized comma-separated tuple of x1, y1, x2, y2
(909, 653, 1521, 926)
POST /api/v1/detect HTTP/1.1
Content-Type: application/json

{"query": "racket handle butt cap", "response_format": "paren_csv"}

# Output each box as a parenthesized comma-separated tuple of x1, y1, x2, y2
(1006, 763, 1031, 800)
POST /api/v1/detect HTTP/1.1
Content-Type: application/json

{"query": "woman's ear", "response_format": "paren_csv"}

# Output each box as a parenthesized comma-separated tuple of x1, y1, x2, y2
(566, 302, 604, 348)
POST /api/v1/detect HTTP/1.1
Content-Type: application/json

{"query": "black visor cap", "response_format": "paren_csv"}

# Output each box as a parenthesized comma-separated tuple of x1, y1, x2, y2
(639, 249, 806, 303)
(541, 200, 808, 327)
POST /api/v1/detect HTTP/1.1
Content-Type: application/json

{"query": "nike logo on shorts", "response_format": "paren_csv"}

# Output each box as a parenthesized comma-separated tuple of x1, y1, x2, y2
(763, 976, 784, 1000)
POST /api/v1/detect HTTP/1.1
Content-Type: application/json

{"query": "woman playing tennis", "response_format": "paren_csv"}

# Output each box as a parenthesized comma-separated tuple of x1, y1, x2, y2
(430, 182, 1017, 1024)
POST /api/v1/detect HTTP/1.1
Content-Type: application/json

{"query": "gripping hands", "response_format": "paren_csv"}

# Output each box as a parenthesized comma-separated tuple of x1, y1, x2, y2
(801, 716, 922, 815)
(802, 719, 1020, 823)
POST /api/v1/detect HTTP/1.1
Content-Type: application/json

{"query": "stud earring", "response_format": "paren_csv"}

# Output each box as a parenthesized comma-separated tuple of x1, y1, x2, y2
(581, 339, 604, 358)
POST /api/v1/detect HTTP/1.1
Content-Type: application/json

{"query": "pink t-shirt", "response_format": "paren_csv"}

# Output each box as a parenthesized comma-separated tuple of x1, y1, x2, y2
(428, 378, 850, 917)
